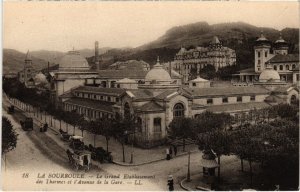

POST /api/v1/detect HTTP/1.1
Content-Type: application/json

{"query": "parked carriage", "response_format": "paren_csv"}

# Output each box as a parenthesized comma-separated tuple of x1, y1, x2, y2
(59, 129, 72, 141)
(69, 136, 85, 150)
(66, 149, 91, 171)
(20, 117, 33, 131)
(8, 105, 14, 114)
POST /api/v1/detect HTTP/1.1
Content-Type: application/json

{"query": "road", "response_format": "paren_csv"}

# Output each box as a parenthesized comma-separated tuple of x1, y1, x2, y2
(2, 96, 220, 191)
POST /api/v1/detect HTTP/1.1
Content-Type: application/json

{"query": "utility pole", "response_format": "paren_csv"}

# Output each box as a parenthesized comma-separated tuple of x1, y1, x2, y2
(187, 151, 191, 182)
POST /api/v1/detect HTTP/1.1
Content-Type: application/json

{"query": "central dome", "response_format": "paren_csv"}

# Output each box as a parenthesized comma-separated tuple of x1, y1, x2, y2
(145, 58, 171, 82)
(59, 50, 90, 70)
(259, 65, 280, 82)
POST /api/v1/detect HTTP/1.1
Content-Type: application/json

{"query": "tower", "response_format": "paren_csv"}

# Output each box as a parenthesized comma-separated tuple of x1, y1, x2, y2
(273, 33, 289, 55)
(24, 50, 34, 87)
(254, 32, 271, 73)
(95, 41, 99, 70)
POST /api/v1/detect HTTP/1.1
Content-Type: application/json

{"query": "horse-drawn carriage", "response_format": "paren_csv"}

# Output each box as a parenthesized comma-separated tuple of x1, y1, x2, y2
(8, 105, 14, 114)
(66, 149, 91, 171)
(59, 129, 72, 141)
(20, 117, 33, 131)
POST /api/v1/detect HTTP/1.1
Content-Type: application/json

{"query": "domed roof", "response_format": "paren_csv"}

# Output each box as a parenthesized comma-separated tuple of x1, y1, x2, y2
(256, 32, 268, 41)
(259, 65, 280, 82)
(59, 50, 90, 70)
(145, 57, 171, 82)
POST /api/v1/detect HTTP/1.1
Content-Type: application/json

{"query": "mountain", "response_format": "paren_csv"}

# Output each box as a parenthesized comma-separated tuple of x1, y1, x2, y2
(3, 49, 49, 74)
(96, 22, 299, 70)
(31, 48, 111, 64)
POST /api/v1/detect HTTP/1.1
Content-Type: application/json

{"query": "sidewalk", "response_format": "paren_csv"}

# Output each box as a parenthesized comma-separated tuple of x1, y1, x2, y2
(6, 96, 199, 166)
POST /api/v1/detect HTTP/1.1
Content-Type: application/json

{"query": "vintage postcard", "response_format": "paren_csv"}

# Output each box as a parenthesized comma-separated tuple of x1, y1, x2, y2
(1, 1, 299, 191)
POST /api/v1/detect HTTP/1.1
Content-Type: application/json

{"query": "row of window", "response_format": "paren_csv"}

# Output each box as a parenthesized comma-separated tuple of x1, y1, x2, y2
(257, 51, 268, 58)
(75, 92, 119, 102)
(206, 96, 255, 105)
(274, 64, 296, 71)
(64, 103, 113, 119)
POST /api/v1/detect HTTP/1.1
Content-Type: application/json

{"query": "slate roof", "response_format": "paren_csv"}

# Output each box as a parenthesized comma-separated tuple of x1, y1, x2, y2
(268, 54, 299, 63)
(206, 102, 270, 113)
(135, 101, 164, 112)
(184, 86, 269, 97)
(126, 89, 154, 100)
(98, 70, 148, 79)
(64, 98, 114, 113)
(155, 90, 179, 100)
(73, 86, 126, 96)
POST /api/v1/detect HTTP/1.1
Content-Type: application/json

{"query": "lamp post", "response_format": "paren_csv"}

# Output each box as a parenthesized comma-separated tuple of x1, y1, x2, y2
(187, 150, 191, 182)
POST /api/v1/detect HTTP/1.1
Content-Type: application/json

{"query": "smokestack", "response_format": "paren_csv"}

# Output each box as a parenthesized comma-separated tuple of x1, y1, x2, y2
(47, 61, 50, 73)
(95, 41, 99, 70)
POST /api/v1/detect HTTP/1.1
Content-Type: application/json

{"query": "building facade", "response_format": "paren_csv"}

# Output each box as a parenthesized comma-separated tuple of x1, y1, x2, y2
(235, 33, 299, 85)
(164, 36, 236, 83)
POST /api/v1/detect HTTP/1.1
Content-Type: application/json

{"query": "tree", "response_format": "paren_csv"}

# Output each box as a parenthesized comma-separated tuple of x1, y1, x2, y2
(198, 129, 232, 182)
(168, 117, 194, 151)
(112, 116, 128, 162)
(199, 64, 216, 80)
(99, 118, 114, 152)
(2, 116, 18, 154)
(88, 120, 101, 147)
(216, 65, 239, 80)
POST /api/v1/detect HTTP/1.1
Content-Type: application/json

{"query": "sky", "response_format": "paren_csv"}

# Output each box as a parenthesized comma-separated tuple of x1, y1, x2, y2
(3, 1, 300, 53)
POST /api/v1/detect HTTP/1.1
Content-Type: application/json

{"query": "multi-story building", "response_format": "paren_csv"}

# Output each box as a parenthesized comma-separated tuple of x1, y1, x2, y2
(164, 36, 236, 83)
(235, 33, 299, 85)
(58, 56, 298, 148)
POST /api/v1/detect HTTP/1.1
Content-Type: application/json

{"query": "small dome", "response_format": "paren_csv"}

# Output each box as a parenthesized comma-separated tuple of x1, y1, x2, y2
(259, 66, 280, 82)
(145, 57, 171, 82)
(59, 50, 89, 70)
(256, 32, 268, 41)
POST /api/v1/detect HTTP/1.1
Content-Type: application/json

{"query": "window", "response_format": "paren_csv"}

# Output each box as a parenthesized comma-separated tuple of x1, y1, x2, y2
(100, 96, 103, 100)
(153, 118, 161, 132)
(237, 96, 242, 102)
(94, 95, 96, 99)
(207, 98, 213, 105)
(250, 95, 255, 101)
(286, 65, 289, 70)
(222, 97, 228, 103)
(116, 98, 119, 102)
(107, 96, 111, 102)
(265, 51, 268, 57)
(292, 64, 296, 69)
(173, 103, 185, 117)
(192, 83, 196, 87)
(274, 65, 277, 70)
(279, 65, 283, 70)
(257, 52, 261, 58)
(258, 60, 261, 65)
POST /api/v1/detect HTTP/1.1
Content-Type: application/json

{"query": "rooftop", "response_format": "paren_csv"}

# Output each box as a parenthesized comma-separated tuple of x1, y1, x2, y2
(268, 54, 299, 63)
(184, 86, 269, 97)
(135, 101, 164, 112)
(98, 69, 148, 79)
(206, 102, 270, 113)
(73, 86, 126, 96)
(64, 98, 114, 113)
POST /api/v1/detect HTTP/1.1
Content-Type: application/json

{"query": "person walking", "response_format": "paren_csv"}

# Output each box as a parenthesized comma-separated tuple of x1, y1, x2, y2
(166, 148, 170, 160)
(169, 146, 173, 159)
(167, 175, 174, 191)
(173, 145, 177, 156)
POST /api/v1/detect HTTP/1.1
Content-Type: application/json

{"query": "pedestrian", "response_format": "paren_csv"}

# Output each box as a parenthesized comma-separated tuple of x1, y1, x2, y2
(166, 148, 170, 160)
(169, 146, 173, 159)
(167, 175, 174, 191)
(173, 145, 177, 156)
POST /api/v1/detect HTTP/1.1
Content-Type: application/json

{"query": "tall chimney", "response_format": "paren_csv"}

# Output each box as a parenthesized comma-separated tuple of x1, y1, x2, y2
(95, 41, 99, 70)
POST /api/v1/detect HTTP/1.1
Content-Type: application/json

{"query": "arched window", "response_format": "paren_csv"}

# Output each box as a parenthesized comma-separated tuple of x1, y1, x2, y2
(173, 103, 185, 118)
(292, 64, 296, 69)
(124, 102, 130, 119)
(286, 65, 290, 70)
(279, 65, 283, 70)
(273, 65, 277, 70)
